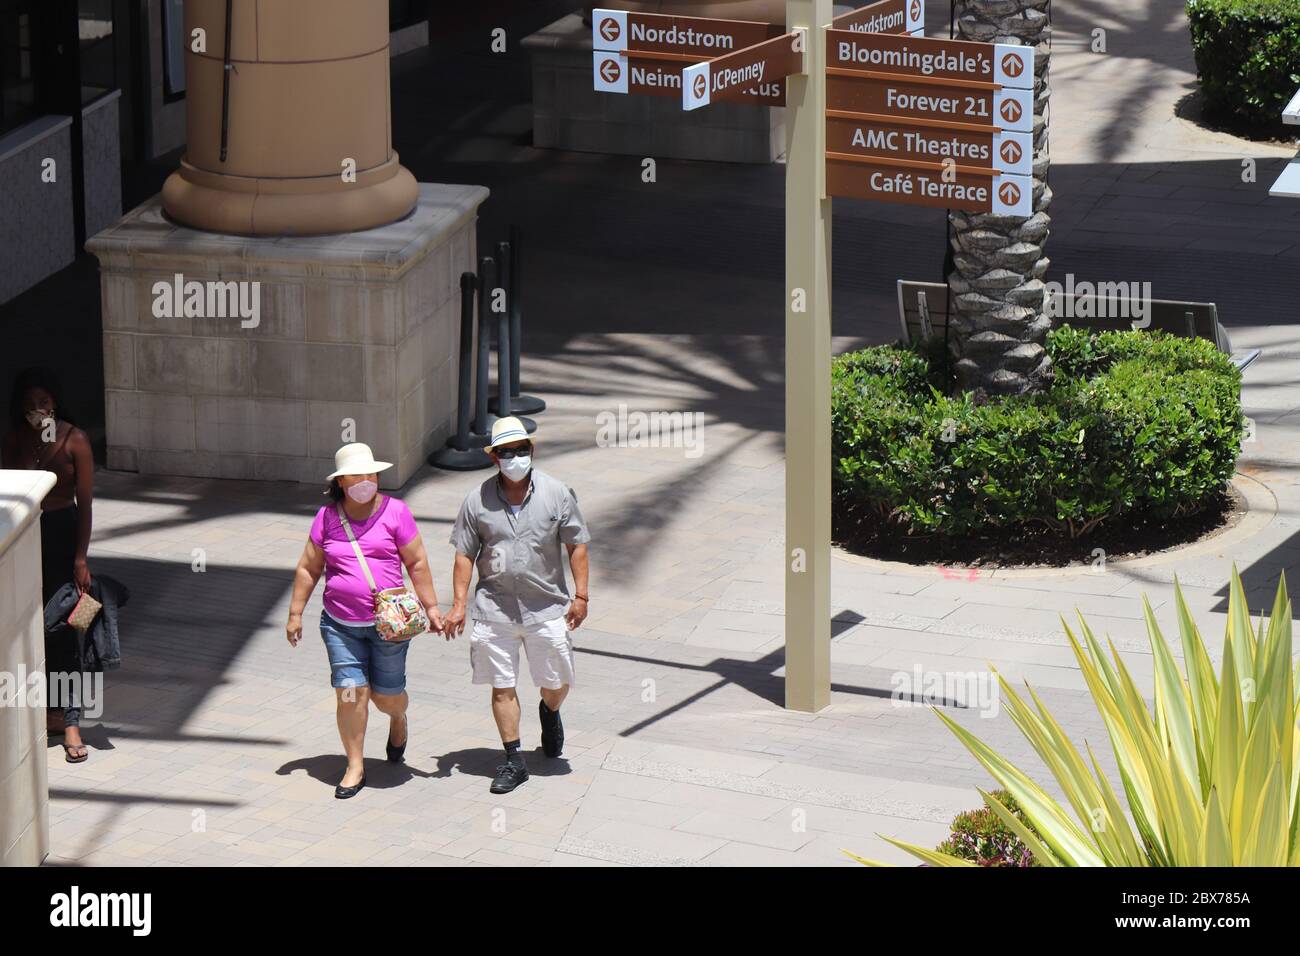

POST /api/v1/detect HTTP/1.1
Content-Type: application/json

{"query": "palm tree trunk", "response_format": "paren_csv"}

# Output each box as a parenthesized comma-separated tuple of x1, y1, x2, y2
(948, 0, 1052, 396)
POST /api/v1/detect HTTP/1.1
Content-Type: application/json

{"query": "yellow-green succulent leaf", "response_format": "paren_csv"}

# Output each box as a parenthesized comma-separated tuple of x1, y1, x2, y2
(870, 837, 979, 868)
(1210, 647, 1243, 818)
(1230, 716, 1278, 862)
(1200, 788, 1233, 867)
(1227, 567, 1257, 706)
(1084, 740, 1147, 864)
(931, 707, 1106, 867)
(1173, 579, 1218, 789)
(1143, 595, 1201, 796)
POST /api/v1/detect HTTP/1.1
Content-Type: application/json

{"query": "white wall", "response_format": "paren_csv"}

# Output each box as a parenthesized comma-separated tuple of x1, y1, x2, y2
(0, 470, 56, 867)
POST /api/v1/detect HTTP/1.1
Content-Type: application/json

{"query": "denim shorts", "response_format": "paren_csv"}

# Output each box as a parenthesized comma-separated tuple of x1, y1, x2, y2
(319, 611, 410, 696)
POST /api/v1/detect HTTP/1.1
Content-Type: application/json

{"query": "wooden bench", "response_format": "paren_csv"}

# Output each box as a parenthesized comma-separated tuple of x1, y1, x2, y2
(896, 280, 1261, 372)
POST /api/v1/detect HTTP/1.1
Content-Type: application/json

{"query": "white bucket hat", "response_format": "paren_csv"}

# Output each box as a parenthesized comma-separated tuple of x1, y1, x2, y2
(488, 416, 533, 450)
(327, 443, 392, 479)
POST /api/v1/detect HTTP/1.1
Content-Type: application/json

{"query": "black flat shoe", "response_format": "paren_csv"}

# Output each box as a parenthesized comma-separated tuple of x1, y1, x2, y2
(335, 773, 367, 799)
(490, 762, 529, 794)
(539, 699, 564, 758)
(387, 729, 407, 764)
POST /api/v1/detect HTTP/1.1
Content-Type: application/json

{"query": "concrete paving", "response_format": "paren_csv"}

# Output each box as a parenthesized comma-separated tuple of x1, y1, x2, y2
(27, 1, 1300, 865)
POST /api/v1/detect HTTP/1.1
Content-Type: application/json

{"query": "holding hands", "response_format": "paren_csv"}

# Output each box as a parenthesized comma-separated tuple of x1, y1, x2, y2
(443, 602, 467, 639)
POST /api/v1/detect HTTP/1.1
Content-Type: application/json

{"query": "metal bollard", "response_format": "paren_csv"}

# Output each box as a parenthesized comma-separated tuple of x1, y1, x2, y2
(428, 272, 492, 470)
(471, 256, 496, 442)
(490, 225, 546, 416)
(494, 240, 536, 434)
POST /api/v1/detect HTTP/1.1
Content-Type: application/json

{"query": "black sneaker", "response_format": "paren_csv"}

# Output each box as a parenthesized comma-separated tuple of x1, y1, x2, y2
(539, 699, 564, 758)
(490, 761, 529, 794)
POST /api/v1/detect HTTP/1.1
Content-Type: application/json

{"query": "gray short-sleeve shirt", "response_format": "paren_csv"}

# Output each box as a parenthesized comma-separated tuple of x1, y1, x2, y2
(450, 468, 590, 625)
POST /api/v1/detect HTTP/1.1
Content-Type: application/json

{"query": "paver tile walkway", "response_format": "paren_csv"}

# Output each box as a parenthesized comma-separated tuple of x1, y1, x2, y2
(36, 1, 1300, 866)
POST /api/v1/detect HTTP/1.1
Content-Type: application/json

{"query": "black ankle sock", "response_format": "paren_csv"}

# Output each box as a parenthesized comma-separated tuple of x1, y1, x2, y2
(504, 739, 525, 765)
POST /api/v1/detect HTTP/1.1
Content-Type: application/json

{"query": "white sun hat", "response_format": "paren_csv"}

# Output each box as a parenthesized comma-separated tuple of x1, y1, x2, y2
(488, 416, 533, 450)
(327, 443, 393, 479)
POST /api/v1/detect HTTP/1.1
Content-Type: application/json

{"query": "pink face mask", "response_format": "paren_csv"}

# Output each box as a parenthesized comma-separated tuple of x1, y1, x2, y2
(345, 480, 378, 504)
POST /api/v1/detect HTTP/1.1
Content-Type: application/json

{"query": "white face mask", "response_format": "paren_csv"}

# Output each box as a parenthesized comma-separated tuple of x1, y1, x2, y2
(498, 455, 531, 482)
(26, 409, 52, 429)
(345, 479, 378, 504)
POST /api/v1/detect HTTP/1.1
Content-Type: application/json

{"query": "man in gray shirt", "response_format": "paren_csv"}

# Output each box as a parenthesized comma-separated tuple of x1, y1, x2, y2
(445, 417, 590, 793)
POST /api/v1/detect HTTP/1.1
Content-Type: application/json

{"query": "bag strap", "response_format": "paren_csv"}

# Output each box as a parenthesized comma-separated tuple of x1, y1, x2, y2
(335, 505, 378, 595)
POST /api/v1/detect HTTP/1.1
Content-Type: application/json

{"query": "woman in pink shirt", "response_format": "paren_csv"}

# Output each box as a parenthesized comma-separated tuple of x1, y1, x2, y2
(286, 443, 446, 799)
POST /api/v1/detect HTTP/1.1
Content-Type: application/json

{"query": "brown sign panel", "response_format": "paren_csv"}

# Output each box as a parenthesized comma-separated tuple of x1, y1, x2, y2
(682, 32, 804, 110)
(594, 53, 785, 105)
(831, 0, 924, 35)
(826, 28, 1035, 89)
(827, 74, 996, 126)
(592, 8, 783, 59)
(827, 28, 995, 84)
(826, 114, 995, 170)
(826, 155, 1032, 215)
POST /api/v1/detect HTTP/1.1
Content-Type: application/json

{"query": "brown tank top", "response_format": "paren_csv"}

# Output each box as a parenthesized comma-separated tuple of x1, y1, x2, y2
(15, 423, 78, 507)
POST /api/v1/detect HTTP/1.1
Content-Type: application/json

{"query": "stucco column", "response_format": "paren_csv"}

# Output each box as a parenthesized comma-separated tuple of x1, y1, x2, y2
(162, 0, 418, 236)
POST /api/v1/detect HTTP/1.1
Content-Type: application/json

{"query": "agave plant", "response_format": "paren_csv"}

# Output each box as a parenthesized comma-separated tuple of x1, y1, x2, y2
(851, 567, 1300, 866)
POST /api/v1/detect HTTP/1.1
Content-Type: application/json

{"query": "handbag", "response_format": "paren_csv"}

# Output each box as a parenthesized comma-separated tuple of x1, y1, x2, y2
(67, 591, 102, 631)
(336, 504, 428, 642)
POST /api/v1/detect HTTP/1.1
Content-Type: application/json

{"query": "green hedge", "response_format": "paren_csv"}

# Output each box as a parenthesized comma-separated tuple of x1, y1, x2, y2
(1187, 0, 1300, 130)
(831, 327, 1243, 540)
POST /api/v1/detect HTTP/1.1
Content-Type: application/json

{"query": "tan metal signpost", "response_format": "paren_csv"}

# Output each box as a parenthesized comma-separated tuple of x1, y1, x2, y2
(781, 0, 833, 713)
(824, 28, 1035, 215)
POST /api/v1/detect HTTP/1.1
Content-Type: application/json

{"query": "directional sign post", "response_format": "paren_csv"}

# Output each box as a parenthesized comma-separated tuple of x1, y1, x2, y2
(830, 0, 925, 36)
(592, 2, 1041, 712)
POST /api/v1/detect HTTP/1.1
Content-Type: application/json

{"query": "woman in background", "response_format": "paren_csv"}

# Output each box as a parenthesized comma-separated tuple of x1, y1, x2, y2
(2, 368, 96, 763)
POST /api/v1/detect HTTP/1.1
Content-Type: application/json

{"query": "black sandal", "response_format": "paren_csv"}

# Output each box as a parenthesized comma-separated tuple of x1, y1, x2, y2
(62, 742, 88, 764)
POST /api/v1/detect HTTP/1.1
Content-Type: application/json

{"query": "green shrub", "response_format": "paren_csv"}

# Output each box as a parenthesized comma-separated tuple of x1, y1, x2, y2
(935, 790, 1044, 867)
(1187, 0, 1300, 131)
(831, 327, 1243, 540)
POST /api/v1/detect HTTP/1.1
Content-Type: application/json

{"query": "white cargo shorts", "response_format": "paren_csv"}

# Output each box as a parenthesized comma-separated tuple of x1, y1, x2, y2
(469, 617, 575, 690)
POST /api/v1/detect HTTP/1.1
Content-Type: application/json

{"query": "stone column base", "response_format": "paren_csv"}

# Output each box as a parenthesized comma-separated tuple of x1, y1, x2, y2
(86, 182, 490, 490)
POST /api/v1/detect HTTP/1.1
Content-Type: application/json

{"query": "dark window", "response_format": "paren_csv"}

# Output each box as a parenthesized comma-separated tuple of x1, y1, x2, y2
(390, 0, 424, 31)
(161, 0, 184, 99)
(0, 4, 39, 136)
(77, 0, 114, 105)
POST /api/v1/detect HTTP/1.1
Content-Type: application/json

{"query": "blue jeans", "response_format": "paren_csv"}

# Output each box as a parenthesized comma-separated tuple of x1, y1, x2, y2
(319, 611, 410, 696)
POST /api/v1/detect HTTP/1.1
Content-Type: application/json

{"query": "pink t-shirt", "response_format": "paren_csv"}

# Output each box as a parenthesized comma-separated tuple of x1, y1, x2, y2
(310, 496, 420, 625)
